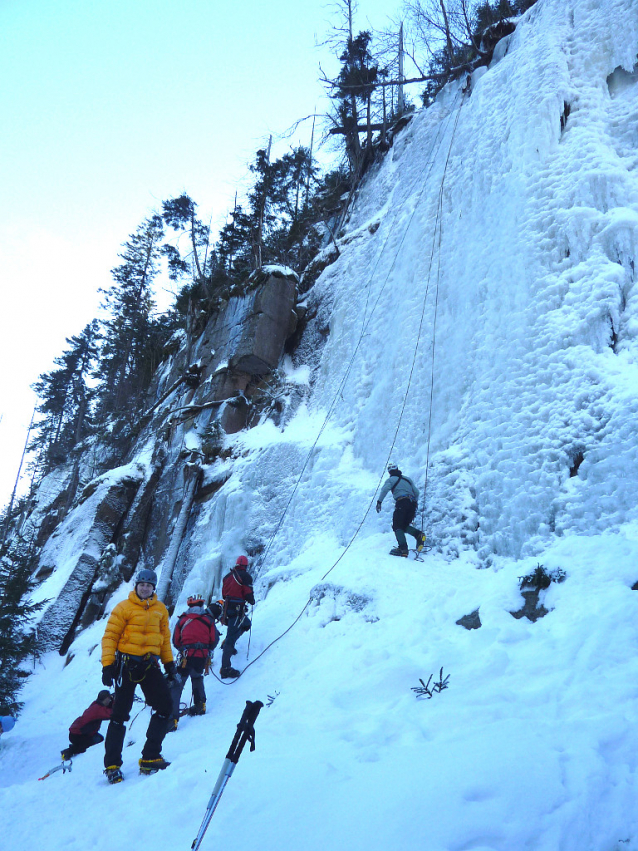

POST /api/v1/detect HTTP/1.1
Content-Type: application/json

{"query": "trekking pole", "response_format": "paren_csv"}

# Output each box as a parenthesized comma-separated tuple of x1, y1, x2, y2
(246, 604, 254, 659)
(190, 700, 264, 851)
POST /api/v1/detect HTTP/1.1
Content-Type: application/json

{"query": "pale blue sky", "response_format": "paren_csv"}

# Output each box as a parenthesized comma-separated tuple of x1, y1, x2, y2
(0, 0, 402, 504)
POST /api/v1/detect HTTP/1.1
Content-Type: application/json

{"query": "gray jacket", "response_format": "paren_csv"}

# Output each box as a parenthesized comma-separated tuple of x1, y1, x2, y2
(378, 474, 419, 505)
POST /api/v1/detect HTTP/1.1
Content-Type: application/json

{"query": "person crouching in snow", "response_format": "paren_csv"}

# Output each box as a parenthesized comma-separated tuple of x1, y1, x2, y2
(376, 462, 426, 557)
(61, 689, 113, 760)
(168, 592, 220, 730)
(220, 555, 255, 679)
(100, 567, 176, 783)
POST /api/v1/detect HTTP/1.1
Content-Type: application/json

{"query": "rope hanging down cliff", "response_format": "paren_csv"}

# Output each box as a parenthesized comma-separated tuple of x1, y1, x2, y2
(219, 86, 468, 685)
(256, 88, 466, 578)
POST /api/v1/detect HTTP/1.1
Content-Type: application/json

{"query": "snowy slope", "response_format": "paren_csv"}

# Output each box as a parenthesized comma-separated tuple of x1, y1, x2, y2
(3, 0, 638, 849)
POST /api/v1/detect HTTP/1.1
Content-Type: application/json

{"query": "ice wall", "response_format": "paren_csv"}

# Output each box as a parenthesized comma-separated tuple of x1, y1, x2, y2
(179, 0, 638, 587)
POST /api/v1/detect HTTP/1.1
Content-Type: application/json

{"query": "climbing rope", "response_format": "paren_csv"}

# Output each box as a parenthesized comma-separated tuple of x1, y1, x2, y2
(419, 88, 466, 528)
(213, 88, 468, 686)
(256, 91, 463, 577)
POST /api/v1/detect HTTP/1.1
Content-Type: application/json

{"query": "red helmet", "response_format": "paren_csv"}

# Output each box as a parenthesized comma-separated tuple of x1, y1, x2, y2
(235, 555, 249, 567)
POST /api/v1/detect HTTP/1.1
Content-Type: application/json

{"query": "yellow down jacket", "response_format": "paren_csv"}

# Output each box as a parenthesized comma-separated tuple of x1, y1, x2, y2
(101, 591, 173, 667)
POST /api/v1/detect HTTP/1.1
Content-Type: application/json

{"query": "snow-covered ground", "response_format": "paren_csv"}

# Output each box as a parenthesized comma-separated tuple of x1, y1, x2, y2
(4, 531, 638, 850)
(3, 0, 638, 848)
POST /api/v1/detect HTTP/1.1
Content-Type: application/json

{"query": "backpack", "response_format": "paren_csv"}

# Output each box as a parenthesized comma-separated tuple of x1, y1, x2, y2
(175, 611, 219, 656)
(222, 567, 253, 601)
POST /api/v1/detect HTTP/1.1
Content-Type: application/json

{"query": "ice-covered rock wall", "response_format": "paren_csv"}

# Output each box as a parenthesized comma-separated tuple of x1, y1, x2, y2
(188, 0, 638, 581)
(28, 0, 638, 637)
(29, 269, 300, 646)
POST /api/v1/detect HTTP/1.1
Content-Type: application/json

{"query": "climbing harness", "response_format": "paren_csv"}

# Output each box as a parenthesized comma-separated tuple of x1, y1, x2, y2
(117, 652, 157, 685)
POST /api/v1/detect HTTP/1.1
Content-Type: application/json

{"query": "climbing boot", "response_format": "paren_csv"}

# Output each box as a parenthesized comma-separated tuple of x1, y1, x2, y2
(187, 702, 206, 716)
(104, 765, 124, 784)
(61, 748, 73, 761)
(167, 718, 178, 732)
(139, 757, 171, 775)
(415, 531, 426, 553)
(389, 547, 408, 558)
(219, 667, 240, 679)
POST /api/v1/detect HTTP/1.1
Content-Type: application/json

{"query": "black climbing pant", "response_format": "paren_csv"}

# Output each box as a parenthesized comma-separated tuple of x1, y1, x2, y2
(221, 613, 251, 671)
(104, 658, 172, 767)
(392, 497, 420, 550)
(67, 732, 104, 756)
(169, 656, 207, 720)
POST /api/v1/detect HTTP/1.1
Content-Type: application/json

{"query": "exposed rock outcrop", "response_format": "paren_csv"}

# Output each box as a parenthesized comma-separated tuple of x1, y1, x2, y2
(35, 469, 144, 652)
(456, 609, 482, 630)
(29, 266, 306, 650)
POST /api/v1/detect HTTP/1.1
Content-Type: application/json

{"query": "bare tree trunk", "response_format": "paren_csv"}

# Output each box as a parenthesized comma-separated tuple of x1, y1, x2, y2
(73, 384, 88, 447)
(305, 112, 315, 210)
(382, 79, 387, 143)
(254, 135, 273, 271)
(344, 112, 363, 177)
(347, 0, 353, 39)
(1, 408, 35, 546)
(59, 386, 89, 519)
(190, 213, 203, 280)
(398, 22, 405, 115)
(439, 0, 454, 58)
(228, 192, 238, 277)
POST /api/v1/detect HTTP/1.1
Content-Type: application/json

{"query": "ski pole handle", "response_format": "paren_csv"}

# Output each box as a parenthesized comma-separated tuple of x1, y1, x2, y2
(226, 700, 263, 763)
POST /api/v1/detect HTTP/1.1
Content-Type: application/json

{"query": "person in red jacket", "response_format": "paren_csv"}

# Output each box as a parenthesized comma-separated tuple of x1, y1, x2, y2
(61, 690, 114, 760)
(220, 555, 255, 679)
(168, 592, 220, 729)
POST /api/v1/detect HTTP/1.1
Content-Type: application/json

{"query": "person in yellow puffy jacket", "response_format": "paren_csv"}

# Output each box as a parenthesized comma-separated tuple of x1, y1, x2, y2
(101, 567, 176, 784)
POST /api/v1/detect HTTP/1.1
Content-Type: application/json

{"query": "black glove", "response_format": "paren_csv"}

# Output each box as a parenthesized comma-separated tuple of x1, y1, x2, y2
(376, 501, 382, 513)
(102, 664, 116, 687)
(164, 661, 177, 682)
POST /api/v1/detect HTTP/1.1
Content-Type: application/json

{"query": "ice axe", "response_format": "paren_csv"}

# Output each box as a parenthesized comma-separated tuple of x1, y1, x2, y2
(191, 699, 263, 850)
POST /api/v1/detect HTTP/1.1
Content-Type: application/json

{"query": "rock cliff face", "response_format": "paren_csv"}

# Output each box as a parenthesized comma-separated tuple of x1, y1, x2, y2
(34, 465, 145, 651)
(32, 267, 303, 651)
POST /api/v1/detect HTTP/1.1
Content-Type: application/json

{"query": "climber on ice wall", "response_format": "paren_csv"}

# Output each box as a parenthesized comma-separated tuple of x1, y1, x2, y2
(376, 463, 426, 557)
(219, 556, 255, 679)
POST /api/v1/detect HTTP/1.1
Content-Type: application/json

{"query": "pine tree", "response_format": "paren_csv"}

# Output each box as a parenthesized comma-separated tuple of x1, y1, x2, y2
(215, 203, 253, 284)
(266, 147, 319, 268)
(333, 31, 379, 167)
(97, 215, 167, 416)
(234, 145, 321, 274)
(321, 0, 379, 179)
(161, 194, 211, 284)
(248, 142, 275, 270)
(31, 321, 99, 469)
(0, 537, 46, 714)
